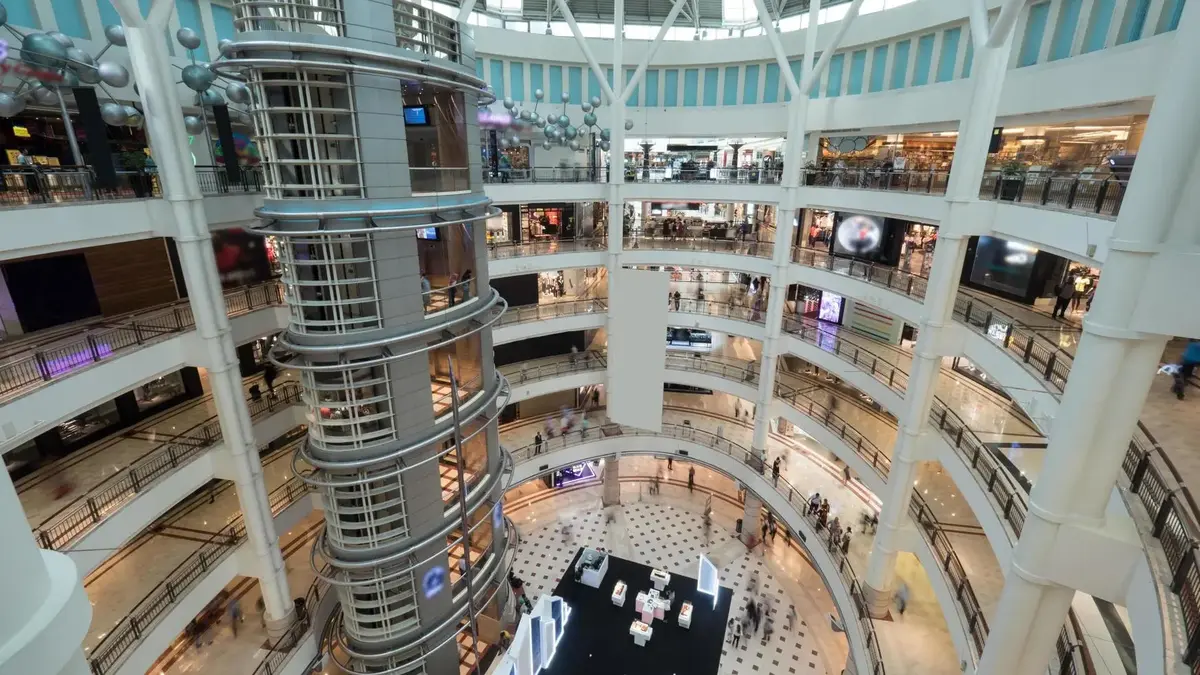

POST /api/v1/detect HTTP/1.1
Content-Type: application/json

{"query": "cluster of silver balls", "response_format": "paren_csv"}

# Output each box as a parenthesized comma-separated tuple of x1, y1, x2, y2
(177, 32, 251, 135)
(0, 8, 137, 123)
(492, 87, 635, 153)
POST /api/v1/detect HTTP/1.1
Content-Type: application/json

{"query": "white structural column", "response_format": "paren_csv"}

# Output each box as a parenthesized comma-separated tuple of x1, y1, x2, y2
(862, 11, 1018, 619)
(977, 4, 1200, 673)
(113, 0, 294, 628)
(0, 469, 91, 675)
(602, 454, 621, 506)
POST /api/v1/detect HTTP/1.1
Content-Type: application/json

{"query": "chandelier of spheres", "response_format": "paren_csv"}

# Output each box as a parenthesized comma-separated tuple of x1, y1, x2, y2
(490, 87, 634, 152)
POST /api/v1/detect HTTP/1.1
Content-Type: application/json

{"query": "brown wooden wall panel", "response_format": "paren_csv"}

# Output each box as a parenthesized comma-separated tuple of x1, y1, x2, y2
(83, 238, 179, 317)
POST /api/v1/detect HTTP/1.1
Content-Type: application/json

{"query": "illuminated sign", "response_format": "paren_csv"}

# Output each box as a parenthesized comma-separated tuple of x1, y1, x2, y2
(422, 566, 447, 598)
(835, 214, 883, 255)
(12, 126, 29, 137)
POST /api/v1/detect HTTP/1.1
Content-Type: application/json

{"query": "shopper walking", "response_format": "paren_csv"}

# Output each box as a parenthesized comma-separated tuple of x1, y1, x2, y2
(262, 362, 278, 395)
(534, 432, 543, 455)
(228, 598, 243, 637)
(732, 620, 743, 648)
(808, 492, 821, 515)
(461, 268, 474, 301)
(1052, 277, 1075, 319)
(1173, 340, 1200, 400)
(895, 581, 910, 615)
(421, 274, 432, 309)
(667, 456, 673, 471)
(688, 466, 695, 493)
(772, 457, 781, 486)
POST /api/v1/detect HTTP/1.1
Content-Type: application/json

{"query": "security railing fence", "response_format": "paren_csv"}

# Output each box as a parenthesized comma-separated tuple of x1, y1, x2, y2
(623, 234, 775, 260)
(0, 281, 284, 401)
(410, 167, 472, 193)
(34, 383, 302, 551)
(494, 298, 607, 327)
(483, 166, 608, 183)
(232, 0, 345, 34)
(486, 236, 607, 260)
(88, 472, 310, 675)
(499, 351, 607, 384)
(625, 166, 784, 185)
(670, 297, 768, 325)
(0, 165, 264, 207)
(978, 170, 1126, 217)
(802, 168, 950, 195)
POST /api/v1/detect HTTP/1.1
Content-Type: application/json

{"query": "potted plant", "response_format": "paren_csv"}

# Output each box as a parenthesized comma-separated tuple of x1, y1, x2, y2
(803, 160, 818, 186)
(118, 151, 153, 198)
(998, 160, 1024, 201)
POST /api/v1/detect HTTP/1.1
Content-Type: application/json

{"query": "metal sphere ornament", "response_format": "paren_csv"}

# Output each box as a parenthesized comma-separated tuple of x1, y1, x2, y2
(56, 68, 79, 88)
(600, 140, 611, 151)
(583, 112, 597, 127)
(97, 61, 130, 87)
(624, 119, 635, 131)
(557, 115, 569, 128)
(225, 81, 251, 105)
(553, 127, 564, 139)
(509, 134, 521, 146)
(197, 88, 224, 106)
(46, 31, 74, 49)
(545, 114, 557, 126)
(30, 86, 58, 106)
(560, 92, 570, 103)
(183, 115, 206, 135)
(544, 125, 556, 138)
(590, 95, 602, 108)
(581, 102, 592, 113)
(66, 47, 93, 69)
(0, 92, 24, 117)
(218, 38, 235, 55)
(176, 27, 202, 50)
(565, 125, 577, 139)
(22, 33, 68, 69)
(502, 97, 515, 110)
(99, 101, 127, 125)
(182, 63, 217, 92)
(600, 128, 611, 141)
(499, 137, 511, 149)
(569, 139, 581, 151)
(542, 140, 553, 150)
(534, 88, 545, 101)
(103, 24, 126, 46)
(519, 109, 532, 121)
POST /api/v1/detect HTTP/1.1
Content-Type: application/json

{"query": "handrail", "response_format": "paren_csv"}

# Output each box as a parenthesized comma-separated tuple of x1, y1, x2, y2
(623, 234, 775, 260)
(801, 168, 950, 195)
(482, 166, 609, 183)
(0, 164, 264, 207)
(495, 298, 607, 327)
(88, 471, 310, 675)
(978, 169, 1126, 217)
(486, 236, 607, 260)
(32, 382, 303, 551)
(0, 281, 284, 402)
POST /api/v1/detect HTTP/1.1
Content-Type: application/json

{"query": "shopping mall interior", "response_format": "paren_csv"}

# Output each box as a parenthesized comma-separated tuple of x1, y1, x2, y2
(0, 0, 1197, 675)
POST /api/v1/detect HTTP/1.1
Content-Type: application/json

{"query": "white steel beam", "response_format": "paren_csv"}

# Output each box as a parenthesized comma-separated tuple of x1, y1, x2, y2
(802, 0, 865, 95)
(621, 0, 689, 101)
(969, 0, 991, 46)
(456, 0, 478, 24)
(556, 0, 620, 104)
(751, 0, 801, 97)
(988, 0, 1028, 46)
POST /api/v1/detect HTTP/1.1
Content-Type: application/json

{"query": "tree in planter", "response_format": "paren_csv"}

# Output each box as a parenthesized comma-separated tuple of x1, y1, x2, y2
(118, 151, 154, 198)
(998, 160, 1025, 201)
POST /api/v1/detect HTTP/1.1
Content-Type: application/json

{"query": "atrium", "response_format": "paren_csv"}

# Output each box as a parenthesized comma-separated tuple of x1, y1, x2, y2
(0, 0, 1196, 674)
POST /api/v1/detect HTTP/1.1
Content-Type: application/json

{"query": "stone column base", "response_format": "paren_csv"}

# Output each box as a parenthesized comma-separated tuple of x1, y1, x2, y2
(863, 583, 894, 619)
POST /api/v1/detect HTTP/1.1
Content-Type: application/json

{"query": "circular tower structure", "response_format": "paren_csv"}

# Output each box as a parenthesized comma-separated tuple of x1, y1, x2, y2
(225, 2, 511, 672)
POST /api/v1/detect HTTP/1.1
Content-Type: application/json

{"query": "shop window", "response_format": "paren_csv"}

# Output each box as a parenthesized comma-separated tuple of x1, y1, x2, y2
(428, 333, 484, 417)
(417, 222, 479, 312)
(135, 372, 187, 412)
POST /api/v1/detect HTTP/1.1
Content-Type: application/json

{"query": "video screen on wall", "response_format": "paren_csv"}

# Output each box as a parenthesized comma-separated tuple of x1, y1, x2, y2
(818, 292, 845, 323)
(211, 229, 272, 288)
(969, 236, 1040, 297)
(831, 212, 903, 266)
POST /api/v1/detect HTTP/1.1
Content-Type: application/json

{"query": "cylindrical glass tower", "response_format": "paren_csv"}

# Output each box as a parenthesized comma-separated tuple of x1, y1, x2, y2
(227, 2, 511, 672)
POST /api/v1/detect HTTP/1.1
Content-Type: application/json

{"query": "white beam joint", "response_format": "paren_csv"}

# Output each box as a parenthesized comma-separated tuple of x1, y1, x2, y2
(556, 0, 620, 104)
(752, 0, 801, 97)
(803, 0, 866, 96)
(620, 0, 689, 101)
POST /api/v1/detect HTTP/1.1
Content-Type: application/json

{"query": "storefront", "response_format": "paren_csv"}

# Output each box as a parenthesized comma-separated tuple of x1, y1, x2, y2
(543, 460, 603, 488)
(788, 283, 845, 326)
(520, 203, 577, 240)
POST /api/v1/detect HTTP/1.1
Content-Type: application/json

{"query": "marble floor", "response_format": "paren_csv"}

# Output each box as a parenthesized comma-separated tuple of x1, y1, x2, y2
(16, 369, 296, 529)
(81, 439, 302, 654)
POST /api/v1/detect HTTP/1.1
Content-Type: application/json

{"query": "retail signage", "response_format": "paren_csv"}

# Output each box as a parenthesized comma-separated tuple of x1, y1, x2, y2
(422, 565, 447, 598)
(11, 126, 29, 137)
(0, 40, 66, 82)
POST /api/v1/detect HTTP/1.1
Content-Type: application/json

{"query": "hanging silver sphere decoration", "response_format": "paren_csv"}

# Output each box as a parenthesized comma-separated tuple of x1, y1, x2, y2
(583, 112, 597, 126)
(97, 61, 130, 87)
(0, 92, 24, 117)
(57, 68, 80, 87)
(553, 127, 565, 139)
(534, 88, 545, 101)
(560, 92, 570, 103)
(542, 140, 553, 150)
(30, 86, 58, 105)
(218, 38, 235, 55)
(565, 125, 577, 139)
(600, 128, 611, 141)
(21, 33, 68, 69)
(570, 139, 582, 151)
(225, 81, 251, 105)
(499, 137, 511, 148)
(600, 140, 611, 151)
(545, 113, 558, 126)
(519, 109, 532, 121)
(544, 125, 556, 138)
(99, 101, 128, 125)
(176, 27, 202, 50)
(557, 116, 569, 128)
(624, 119, 635, 131)
(104, 24, 126, 46)
(509, 134, 521, 146)
(46, 31, 74, 49)
(197, 88, 224, 106)
(502, 97, 515, 110)
(186, 115, 210, 134)
(590, 95, 602, 107)
(181, 63, 216, 92)
(581, 102, 593, 113)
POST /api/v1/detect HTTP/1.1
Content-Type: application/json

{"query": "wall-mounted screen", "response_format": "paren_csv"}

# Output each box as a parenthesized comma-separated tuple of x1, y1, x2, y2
(969, 236, 1039, 297)
(818, 292, 845, 323)
(416, 226, 439, 240)
(404, 105, 430, 126)
(833, 213, 885, 257)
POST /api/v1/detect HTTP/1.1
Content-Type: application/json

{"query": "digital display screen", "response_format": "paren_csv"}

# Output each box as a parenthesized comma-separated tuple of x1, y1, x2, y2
(404, 105, 430, 126)
(970, 236, 1039, 296)
(416, 226, 439, 240)
(818, 292, 844, 324)
(833, 214, 885, 258)
(697, 554, 719, 606)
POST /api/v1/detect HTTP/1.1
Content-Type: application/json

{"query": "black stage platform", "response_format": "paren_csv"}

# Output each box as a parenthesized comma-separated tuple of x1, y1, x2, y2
(542, 549, 732, 675)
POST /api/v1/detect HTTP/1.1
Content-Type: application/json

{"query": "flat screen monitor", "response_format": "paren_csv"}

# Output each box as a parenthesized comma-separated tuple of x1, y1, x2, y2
(404, 105, 430, 126)
(969, 236, 1039, 297)
(818, 292, 844, 324)
(416, 226, 439, 240)
(833, 213, 886, 258)
(697, 554, 719, 606)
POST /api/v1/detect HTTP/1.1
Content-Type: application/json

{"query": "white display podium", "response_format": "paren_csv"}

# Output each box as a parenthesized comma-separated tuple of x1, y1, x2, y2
(612, 580, 627, 607)
(575, 548, 609, 589)
(650, 568, 671, 591)
(679, 601, 694, 629)
(635, 589, 668, 624)
(630, 620, 653, 646)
